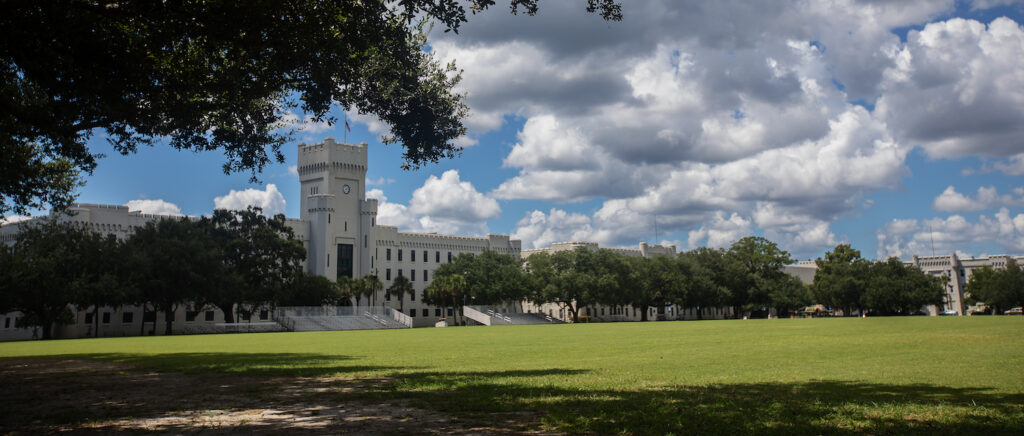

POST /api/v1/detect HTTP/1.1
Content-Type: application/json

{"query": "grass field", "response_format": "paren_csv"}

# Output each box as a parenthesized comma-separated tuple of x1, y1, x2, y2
(2, 317, 1023, 434)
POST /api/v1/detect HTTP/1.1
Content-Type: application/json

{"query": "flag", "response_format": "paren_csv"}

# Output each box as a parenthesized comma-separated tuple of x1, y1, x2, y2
(345, 119, 351, 132)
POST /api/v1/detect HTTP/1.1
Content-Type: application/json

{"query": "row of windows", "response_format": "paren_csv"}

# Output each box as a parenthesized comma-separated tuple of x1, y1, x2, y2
(406, 308, 455, 317)
(385, 248, 452, 264)
(385, 269, 430, 283)
(78, 310, 270, 324)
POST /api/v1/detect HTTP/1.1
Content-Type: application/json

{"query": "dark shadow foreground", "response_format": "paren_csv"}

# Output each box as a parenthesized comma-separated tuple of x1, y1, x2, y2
(1, 353, 1022, 434)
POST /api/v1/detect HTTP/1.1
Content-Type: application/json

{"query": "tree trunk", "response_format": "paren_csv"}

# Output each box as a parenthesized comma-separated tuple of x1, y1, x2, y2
(216, 304, 235, 324)
(41, 322, 53, 340)
(697, 307, 704, 320)
(450, 294, 458, 326)
(93, 306, 101, 337)
(140, 305, 147, 336)
(164, 308, 174, 335)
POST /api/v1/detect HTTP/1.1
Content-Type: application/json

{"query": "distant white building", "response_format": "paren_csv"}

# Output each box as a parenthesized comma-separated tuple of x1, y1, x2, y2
(781, 255, 1024, 316)
(0, 138, 522, 339)
(4, 138, 1020, 340)
(908, 253, 1024, 315)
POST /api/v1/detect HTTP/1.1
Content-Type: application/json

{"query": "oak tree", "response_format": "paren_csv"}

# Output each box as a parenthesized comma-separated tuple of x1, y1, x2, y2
(1, 1, 621, 219)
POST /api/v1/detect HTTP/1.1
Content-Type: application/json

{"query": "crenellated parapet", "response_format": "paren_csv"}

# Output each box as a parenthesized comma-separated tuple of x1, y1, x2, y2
(297, 137, 368, 175)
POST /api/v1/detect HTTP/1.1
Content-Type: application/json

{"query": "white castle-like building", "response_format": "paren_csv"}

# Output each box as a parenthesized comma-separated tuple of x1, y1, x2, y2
(0, 139, 682, 340)
(2, 138, 1019, 339)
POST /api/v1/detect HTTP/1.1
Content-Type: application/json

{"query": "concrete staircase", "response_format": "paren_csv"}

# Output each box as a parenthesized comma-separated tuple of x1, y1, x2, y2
(464, 306, 564, 326)
(276, 306, 413, 332)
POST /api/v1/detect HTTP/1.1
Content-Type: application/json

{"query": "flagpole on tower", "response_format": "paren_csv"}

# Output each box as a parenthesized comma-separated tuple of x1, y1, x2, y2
(344, 113, 350, 144)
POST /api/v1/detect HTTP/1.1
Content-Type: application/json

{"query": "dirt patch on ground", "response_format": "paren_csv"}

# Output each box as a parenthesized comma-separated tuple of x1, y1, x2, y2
(0, 359, 555, 434)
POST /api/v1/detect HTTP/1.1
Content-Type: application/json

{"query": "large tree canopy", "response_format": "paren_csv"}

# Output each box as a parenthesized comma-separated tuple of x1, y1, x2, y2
(0, 0, 621, 218)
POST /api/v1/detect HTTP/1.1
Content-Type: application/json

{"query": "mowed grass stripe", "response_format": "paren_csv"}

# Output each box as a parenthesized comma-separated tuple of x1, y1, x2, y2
(2, 317, 1022, 434)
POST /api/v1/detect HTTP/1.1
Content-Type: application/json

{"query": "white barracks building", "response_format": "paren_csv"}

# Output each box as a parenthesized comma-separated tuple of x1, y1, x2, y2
(3, 138, 1019, 339)
(1, 138, 521, 338)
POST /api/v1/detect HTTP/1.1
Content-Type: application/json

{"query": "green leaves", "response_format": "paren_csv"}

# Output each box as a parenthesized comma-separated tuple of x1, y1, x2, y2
(966, 261, 1024, 313)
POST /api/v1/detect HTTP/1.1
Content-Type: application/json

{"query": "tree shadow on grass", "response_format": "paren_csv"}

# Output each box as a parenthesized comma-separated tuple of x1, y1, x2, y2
(360, 374, 1024, 435)
(21, 352, 391, 377)
(3, 353, 1023, 434)
(0, 352, 409, 432)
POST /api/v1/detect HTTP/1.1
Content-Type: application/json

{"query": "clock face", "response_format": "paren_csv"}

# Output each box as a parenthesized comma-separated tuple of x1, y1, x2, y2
(343, 184, 351, 194)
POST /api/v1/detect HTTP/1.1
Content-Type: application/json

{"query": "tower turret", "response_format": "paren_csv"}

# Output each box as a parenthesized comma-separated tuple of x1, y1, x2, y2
(297, 138, 376, 280)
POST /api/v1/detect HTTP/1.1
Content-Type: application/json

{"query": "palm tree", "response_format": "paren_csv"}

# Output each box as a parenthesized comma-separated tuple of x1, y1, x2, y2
(434, 274, 466, 325)
(363, 274, 382, 308)
(350, 277, 365, 307)
(336, 275, 354, 306)
(423, 280, 448, 320)
(388, 275, 414, 313)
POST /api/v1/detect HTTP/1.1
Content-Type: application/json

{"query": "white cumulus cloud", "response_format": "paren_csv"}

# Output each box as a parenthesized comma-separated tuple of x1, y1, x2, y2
(932, 185, 1023, 212)
(124, 199, 183, 216)
(368, 171, 501, 236)
(213, 184, 286, 216)
(512, 208, 597, 249)
(0, 214, 34, 225)
(876, 208, 1024, 259)
(877, 17, 1024, 159)
(409, 170, 500, 222)
(687, 212, 753, 250)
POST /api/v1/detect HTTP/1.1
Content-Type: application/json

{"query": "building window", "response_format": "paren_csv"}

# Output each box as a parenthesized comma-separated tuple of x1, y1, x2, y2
(399, 249, 403, 261)
(85, 313, 94, 324)
(386, 268, 392, 280)
(386, 291, 391, 301)
(412, 250, 416, 262)
(186, 311, 197, 322)
(436, 251, 440, 263)
(424, 270, 428, 281)
(387, 249, 391, 261)
(337, 244, 354, 278)
(447, 308, 454, 316)
(423, 308, 429, 317)
(435, 308, 442, 316)
(205, 311, 215, 321)
(344, 221, 347, 231)
(4, 317, 9, 328)
(260, 310, 269, 320)
(144, 311, 156, 322)
(448, 252, 452, 262)
(328, 214, 331, 223)
(411, 289, 416, 301)
(423, 250, 428, 262)
(411, 270, 416, 281)
(410, 309, 416, 317)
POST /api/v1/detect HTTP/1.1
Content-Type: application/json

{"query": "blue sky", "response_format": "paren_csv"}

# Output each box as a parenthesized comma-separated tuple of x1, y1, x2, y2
(17, 0, 1024, 261)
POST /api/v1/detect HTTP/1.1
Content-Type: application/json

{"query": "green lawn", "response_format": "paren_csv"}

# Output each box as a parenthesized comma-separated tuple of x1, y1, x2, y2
(2, 317, 1023, 434)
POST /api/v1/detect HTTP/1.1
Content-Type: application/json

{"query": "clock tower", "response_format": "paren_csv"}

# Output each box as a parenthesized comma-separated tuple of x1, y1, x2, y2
(297, 138, 378, 281)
